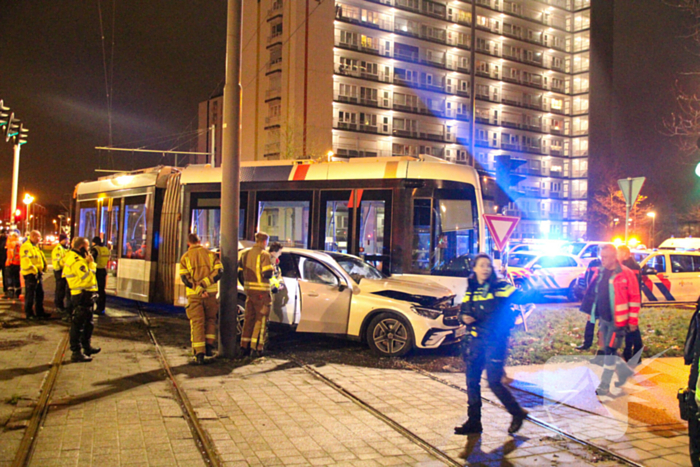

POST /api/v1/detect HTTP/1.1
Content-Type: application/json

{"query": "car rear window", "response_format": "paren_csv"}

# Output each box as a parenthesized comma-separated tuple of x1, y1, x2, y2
(670, 254, 696, 273)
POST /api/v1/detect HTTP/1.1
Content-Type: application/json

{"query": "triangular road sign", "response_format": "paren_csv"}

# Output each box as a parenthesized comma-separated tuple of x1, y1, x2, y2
(617, 177, 645, 206)
(483, 214, 520, 251)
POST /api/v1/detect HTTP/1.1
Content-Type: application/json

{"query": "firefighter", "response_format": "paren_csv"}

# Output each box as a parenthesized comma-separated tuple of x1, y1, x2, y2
(238, 232, 274, 358)
(20, 230, 49, 320)
(52, 233, 73, 317)
(179, 233, 223, 365)
(454, 253, 528, 436)
(63, 237, 101, 362)
(5, 232, 21, 299)
(90, 236, 110, 315)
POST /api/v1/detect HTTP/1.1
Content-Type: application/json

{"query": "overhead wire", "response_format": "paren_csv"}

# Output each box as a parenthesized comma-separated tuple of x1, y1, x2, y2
(97, 0, 116, 168)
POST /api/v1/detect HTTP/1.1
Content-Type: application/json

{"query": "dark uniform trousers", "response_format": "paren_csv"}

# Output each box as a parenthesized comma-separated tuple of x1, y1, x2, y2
(623, 329, 644, 363)
(54, 270, 72, 312)
(96, 268, 107, 312)
(688, 359, 700, 467)
(70, 292, 95, 353)
(241, 291, 271, 352)
(8, 265, 20, 298)
(24, 274, 46, 318)
(464, 334, 524, 420)
(185, 295, 218, 354)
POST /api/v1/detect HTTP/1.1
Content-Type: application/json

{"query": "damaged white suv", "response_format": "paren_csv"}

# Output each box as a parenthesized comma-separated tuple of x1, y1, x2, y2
(237, 248, 464, 357)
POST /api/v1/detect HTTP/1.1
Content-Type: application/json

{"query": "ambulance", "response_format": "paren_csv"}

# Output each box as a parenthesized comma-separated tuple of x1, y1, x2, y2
(638, 250, 700, 303)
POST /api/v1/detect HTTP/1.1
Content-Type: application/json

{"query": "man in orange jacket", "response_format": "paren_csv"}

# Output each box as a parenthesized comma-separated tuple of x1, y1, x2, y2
(581, 243, 640, 396)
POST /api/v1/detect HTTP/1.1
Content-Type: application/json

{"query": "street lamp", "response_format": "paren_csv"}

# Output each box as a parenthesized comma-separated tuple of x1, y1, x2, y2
(23, 193, 34, 232)
(647, 211, 656, 248)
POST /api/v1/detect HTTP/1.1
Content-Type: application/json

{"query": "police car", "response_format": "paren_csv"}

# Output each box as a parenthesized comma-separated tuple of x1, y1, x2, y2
(506, 252, 586, 300)
(559, 241, 615, 267)
(638, 250, 700, 303)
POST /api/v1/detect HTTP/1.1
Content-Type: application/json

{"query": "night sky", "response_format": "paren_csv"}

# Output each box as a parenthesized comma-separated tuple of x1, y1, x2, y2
(0, 1, 695, 225)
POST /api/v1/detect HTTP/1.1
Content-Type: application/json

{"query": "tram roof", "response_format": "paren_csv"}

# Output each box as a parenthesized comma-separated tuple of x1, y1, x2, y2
(75, 157, 481, 196)
(180, 157, 481, 187)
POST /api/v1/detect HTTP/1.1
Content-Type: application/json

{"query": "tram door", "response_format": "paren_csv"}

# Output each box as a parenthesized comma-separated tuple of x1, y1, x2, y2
(355, 190, 391, 272)
(320, 191, 354, 254)
(99, 199, 121, 293)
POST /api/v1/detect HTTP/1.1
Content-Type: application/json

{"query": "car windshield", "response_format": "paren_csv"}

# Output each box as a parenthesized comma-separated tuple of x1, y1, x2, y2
(328, 253, 386, 281)
(507, 253, 535, 268)
(560, 242, 586, 256)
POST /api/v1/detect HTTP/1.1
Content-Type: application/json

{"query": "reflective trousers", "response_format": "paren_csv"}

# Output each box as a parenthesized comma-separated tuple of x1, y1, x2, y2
(185, 295, 218, 355)
(24, 274, 46, 318)
(70, 292, 95, 353)
(54, 270, 72, 312)
(241, 290, 271, 352)
(464, 334, 525, 420)
(95, 268, 107, 312)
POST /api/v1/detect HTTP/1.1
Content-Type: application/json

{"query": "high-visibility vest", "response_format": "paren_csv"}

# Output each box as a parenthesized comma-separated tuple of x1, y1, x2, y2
(20, 241, 47, 276)
(94, 245, 110, 269)
(52, 244, 69, 271)
(179, 245, 223, 296)
(63, 250, 98, 295)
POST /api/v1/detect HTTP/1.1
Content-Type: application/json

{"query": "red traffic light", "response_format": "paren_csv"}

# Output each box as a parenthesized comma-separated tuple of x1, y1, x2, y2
(14, 208, 23, 221)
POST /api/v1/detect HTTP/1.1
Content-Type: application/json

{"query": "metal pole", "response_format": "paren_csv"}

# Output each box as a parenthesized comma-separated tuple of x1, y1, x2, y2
(210, 124, 216, 166)
(219, 0, 242, 359)
(625, 182, 632, 242)
(468, 0, 477, 167)
(10, 144, 20, 229)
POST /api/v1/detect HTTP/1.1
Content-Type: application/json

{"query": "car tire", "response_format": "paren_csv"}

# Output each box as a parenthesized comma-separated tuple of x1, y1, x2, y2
(514, 279, 530, 292)
(237, 297, 246, 336)
(366, 312, 414, 357)
(567, 281, 578, 302)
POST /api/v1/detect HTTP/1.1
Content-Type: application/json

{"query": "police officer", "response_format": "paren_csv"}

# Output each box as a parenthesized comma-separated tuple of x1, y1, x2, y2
(5, 232, 21, 299)
(90, 236, 110, 315)
(52, 233, 72, 317)
(455, 253, 528, 436)
(20, 230, 49, 320)
(63, 237, 101, 362)
(238, 232, 274, 358)
(683, 297, 700, 466)
(179, 233, 223, 365)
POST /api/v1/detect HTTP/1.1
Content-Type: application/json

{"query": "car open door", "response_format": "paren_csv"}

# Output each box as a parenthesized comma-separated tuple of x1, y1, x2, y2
(295, 255, 352, 334)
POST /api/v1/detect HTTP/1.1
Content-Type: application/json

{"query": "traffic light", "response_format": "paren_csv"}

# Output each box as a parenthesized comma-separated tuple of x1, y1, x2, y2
(4, 112, 20, 143)
(14, 207, 23, 223)
(16, 124, 28, 145)
(494, 154, 526, 209)
(0, 100, 9, 129)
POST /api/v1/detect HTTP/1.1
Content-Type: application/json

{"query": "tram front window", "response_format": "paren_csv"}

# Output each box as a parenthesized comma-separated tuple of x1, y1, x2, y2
(78, 206, 97, 239)
(433, 199, 474, 270)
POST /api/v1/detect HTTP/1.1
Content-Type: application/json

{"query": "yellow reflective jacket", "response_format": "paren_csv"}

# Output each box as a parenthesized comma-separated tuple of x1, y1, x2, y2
(63, 250, 97, 295)
(51, 244, 70, 271)
(93, 245, 110, 269)
(20, 240, 47, 276)
(179, 245, 223, 296)
(239, 246, 273, 292)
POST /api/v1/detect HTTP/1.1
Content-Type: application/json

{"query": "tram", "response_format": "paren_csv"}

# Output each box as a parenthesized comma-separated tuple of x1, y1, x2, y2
(72, 156, 487, 306)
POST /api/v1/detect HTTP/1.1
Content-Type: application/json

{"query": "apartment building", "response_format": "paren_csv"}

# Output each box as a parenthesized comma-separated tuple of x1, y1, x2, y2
(238, 0, 592, 241)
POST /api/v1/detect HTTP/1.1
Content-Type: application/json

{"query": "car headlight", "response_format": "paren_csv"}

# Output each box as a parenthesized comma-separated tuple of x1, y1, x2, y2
(411, 307, 441, 320)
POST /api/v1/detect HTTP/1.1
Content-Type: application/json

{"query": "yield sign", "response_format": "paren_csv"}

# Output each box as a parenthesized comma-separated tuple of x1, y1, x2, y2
(618, 177, 646, 206)
(483, 214, 520, 251)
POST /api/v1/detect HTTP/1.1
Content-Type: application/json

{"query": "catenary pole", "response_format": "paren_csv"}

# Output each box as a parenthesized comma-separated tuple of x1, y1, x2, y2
(219, 0, 242, 358)
(10, 144, 20, 228)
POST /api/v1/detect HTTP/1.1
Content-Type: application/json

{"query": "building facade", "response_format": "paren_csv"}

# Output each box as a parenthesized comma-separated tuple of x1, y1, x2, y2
(236, 0, 592, 241)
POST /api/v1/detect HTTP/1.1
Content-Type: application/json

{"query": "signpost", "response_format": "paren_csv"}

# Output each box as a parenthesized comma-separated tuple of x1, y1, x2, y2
(617, 177, 645, 242)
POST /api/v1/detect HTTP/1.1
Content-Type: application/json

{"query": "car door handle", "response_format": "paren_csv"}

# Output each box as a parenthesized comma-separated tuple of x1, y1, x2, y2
(307, 292, 319, 297)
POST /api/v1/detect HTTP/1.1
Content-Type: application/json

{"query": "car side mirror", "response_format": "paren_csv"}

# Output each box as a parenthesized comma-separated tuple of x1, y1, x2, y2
(530, 265, 542, 271)
(642, 266, 657, 275)
(338, 283, 347, 292)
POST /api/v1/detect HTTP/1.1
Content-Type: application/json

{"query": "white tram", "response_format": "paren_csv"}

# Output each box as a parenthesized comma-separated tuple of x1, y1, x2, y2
(72, 156, 487, 306)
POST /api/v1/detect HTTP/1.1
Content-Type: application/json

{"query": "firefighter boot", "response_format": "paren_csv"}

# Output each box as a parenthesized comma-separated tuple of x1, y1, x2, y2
(205, 344, 216, 357)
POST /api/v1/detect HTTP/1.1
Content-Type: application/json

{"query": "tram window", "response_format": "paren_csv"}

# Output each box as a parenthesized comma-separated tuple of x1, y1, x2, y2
(434, 198, 474, 269)
(78, 205, 97, 240)
(122, 196, 148, 259)
(325, 201, 349, 253)
(258, 200, 310, 248)
(412, 199, 432, 272)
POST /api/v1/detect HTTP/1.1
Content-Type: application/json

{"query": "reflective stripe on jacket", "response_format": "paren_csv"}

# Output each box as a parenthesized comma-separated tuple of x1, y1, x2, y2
(589, 262, 641, 327)
(6, 239, 20, 267)
(179, 245, 223, 296)
(239, 246, 273, 292)
(94, 245, 110, 269)
(52, 244, 69, 271)
(20, 241, 47, 276)
(63, 250, 97, 295)
(459, 279, 519, 335)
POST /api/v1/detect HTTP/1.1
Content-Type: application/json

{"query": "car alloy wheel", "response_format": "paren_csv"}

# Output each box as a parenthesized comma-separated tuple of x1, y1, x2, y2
(369, 314, 411, 356)
(237, 300, 246, 336)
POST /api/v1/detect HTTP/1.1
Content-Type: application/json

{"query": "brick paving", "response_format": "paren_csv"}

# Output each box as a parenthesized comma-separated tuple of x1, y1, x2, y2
(0, 277, 694, 466)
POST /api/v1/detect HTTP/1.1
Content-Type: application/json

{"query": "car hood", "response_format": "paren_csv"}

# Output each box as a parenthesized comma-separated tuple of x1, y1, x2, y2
(360, 277, 455, 308)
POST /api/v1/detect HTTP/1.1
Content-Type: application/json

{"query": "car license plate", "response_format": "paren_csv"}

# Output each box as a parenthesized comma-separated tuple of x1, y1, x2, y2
(455, 327, 467, 338)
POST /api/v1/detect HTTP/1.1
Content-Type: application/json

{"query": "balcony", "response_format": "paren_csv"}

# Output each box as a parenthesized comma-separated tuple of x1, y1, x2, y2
(267, 1, 283, 18)
(338, 40, 380, 55)
(394, 50, 419, 62)
(420, 132, 446, 142)
(501, 121, 522, 130)
(336, 94, 359, 104)
(264, 142, 280, 155)
(393, 103, 419, 112)
(501, 142, 519, 151)
(335, 64, 389, 83)
(265, 115, 281, 127)
(523, 145, 543, 154)
(267, 34, 282, 45)
(265, 88, 281, 100)
(267, 58, 282, 73)
(475, 116, 490, 124)
(393, 128, 419, 138)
